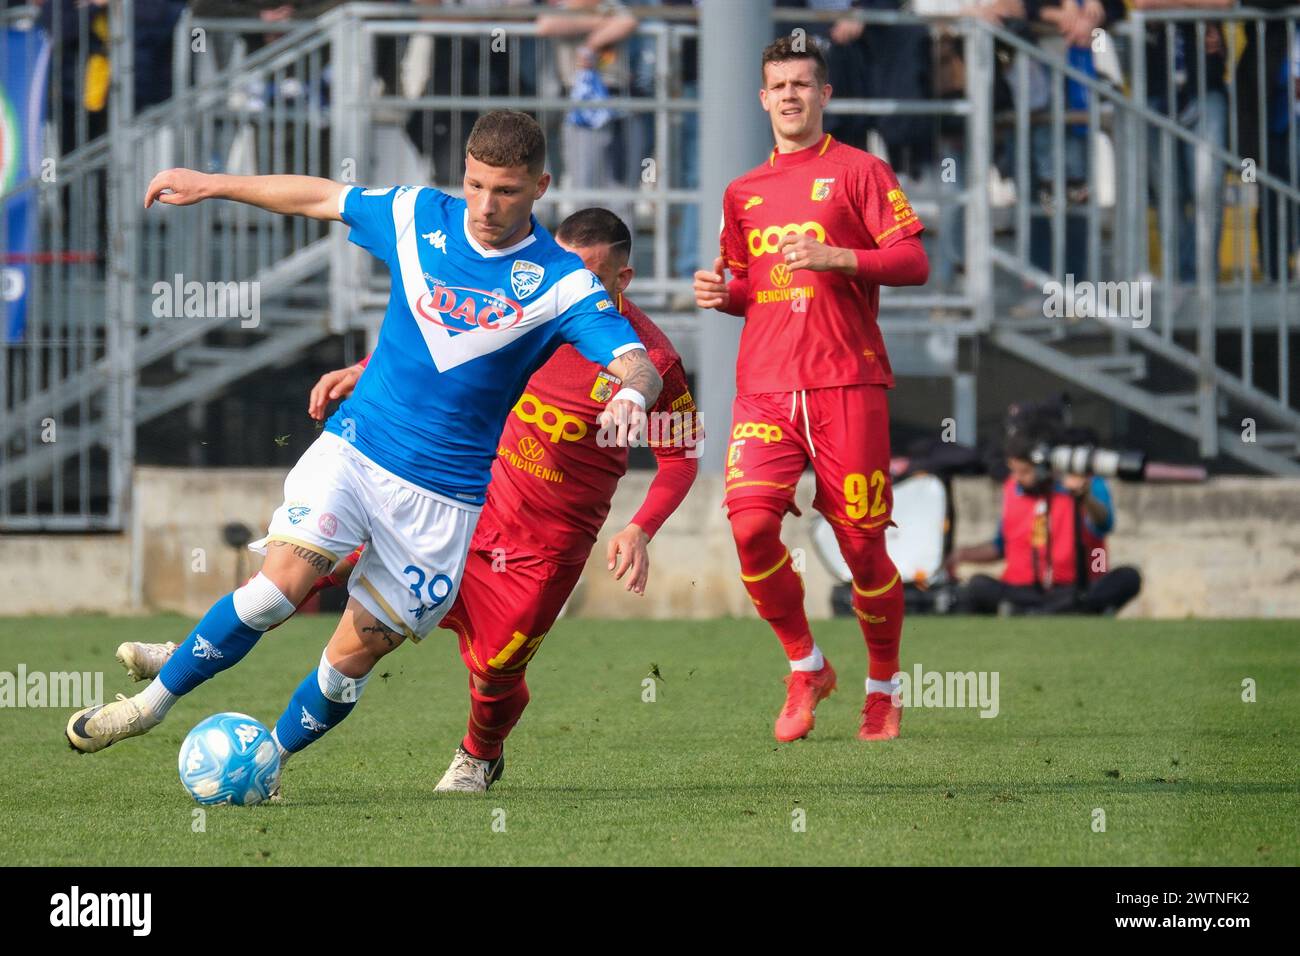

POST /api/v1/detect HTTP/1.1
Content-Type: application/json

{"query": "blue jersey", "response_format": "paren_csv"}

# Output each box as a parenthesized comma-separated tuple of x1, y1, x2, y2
(325, 185, 643, 505)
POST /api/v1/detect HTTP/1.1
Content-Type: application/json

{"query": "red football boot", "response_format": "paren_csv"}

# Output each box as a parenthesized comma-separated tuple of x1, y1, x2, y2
(858, 690, 903, 741)
(774, 661, 837, 742)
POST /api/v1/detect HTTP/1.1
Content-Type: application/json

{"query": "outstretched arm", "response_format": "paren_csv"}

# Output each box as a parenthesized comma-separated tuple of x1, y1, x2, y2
(144, 169, 345, 221)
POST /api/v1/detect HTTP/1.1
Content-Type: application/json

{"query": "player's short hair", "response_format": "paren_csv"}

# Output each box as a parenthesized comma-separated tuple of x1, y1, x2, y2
(761, 35, 829, 88)
(555, 207, 632, 263)
(465, 109, 547, 175)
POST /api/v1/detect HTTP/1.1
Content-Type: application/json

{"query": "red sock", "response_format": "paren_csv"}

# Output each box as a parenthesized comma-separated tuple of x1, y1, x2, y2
(730, 506, 814, 661)
(462, 676, 530, 760)
(838, 533, 904, 681)
(853, 574, 904, 681)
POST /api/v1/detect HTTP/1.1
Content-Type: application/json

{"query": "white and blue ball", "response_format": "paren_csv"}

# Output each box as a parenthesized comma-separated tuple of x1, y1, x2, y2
(178, 712, 281, 806)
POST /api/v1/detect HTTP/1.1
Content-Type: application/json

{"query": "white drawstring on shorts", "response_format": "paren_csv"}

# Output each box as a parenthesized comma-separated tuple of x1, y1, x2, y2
(790, 389, 816, 459)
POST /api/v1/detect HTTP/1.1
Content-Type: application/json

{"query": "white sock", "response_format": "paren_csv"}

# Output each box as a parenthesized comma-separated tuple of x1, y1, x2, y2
(790, 646, 825, 673)
(867, 677, 900, 697)
(317, 650, 370, 703)
(271, 728, 294, 767)
(138, 679, 176, 719)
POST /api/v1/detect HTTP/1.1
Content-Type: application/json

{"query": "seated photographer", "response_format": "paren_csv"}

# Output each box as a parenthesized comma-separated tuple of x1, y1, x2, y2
(947, 432, 1141, 615)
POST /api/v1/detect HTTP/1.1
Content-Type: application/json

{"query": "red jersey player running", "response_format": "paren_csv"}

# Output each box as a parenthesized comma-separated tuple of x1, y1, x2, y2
(118, 209, 701, 793)
(693, 37, 928, 743)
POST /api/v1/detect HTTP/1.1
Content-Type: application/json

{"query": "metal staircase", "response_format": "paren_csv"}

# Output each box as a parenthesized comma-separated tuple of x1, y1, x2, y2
(969, 14, 1300, 475)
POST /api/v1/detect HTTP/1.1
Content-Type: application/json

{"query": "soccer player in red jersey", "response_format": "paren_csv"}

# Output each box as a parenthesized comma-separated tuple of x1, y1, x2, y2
(286, 208, 700, 791)
(694, 36, 929, 743)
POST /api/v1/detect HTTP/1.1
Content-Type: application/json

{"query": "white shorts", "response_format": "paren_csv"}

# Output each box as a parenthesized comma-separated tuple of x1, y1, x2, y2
(252, 433, 479, 641)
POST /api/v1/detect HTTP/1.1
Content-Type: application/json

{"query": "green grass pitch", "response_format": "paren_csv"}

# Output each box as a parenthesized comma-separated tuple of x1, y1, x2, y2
(0, 615, 1296, 866)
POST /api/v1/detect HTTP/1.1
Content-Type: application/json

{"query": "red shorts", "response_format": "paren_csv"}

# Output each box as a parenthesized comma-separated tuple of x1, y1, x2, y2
(437, 518, 586, 681)
(723, 384, 894, 536)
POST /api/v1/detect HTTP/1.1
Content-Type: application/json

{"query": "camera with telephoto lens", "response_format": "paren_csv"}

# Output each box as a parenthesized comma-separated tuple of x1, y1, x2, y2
(1029, 444, 1147, 482)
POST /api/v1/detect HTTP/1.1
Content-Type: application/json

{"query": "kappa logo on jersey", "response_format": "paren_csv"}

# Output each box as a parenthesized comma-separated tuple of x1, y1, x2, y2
(732, 421, 783, 443)
(514, 393, 588, 443)
(300, 706, 328, 733)
(423, 229, 448, 253)
(744, 195, 764, 210)
(590, 369, 620, 403)
(510, 260, 545, 299)
(191, 634, 223, 661)
(415, 282, 525, 334)
(811, 178, 835, 201)
(747, 221, 826, 257)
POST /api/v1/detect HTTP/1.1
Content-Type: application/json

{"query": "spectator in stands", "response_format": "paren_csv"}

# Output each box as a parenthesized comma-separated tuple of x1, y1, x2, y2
(538, 0, 639, 225)
(947, 430, 1142, 615)
(1236, 0, 1299, 279)
(656, 0, 700, 288)
(38, 0, 186, 152)
(962, 0, 1125, 207)
(1134, 0, 1229, 284)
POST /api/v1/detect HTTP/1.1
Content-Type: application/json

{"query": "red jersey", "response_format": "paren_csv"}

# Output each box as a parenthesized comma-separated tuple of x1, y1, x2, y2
(719, 133, 924, 395)
(485, 295, 700, 563)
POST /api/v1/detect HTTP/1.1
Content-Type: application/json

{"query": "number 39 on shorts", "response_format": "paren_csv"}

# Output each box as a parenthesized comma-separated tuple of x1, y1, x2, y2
(404, 564, 454, 619)
(844, 471, 888, 521)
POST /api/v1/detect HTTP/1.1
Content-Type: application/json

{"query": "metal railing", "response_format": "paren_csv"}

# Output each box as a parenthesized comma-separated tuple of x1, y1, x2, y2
(4, 2, 1299, 532)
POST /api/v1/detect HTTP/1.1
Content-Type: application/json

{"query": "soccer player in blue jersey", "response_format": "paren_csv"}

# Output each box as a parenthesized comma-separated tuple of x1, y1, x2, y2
(66, 110, 662, 754)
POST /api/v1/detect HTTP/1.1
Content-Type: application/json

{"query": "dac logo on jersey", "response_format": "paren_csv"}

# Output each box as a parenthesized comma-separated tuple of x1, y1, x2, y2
(510, 259, 545, 299)
(732, 421, 783, 443)
(287, 505, 311, 525)
(770, 262, 793, 288)
(811, 178, 835, 201)
(744, 195, 764, 210)
(590, 369, 621, 403)
(514, 393, 588, 443)
(747, 221, 826, 257)
(416, 283, 524, 333)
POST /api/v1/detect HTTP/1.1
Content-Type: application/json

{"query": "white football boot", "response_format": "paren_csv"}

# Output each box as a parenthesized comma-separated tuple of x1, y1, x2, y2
(434, 746, 505, 793)
(116, 641, 177, 682)
(66, 694, 160, 753)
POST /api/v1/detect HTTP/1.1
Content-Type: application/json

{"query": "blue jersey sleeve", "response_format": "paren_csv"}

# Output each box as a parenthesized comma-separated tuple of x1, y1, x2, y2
(1084, 476, 1115, 536)
(551, 268, 644, 366)
(339, 185, 403, 262)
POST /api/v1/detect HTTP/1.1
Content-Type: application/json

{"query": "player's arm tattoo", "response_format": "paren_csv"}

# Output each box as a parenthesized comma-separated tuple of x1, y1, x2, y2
(269, 541, 334, 574)
(362, 621, 398, 649)
(611, 348, 663, 405)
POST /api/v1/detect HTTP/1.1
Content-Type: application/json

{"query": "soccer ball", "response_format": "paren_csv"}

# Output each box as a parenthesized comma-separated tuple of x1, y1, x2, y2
(178, 712, 281, 806)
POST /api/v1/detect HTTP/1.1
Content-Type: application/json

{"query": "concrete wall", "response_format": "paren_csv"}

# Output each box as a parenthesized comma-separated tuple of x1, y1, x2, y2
(2, 468, 1297, 619)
